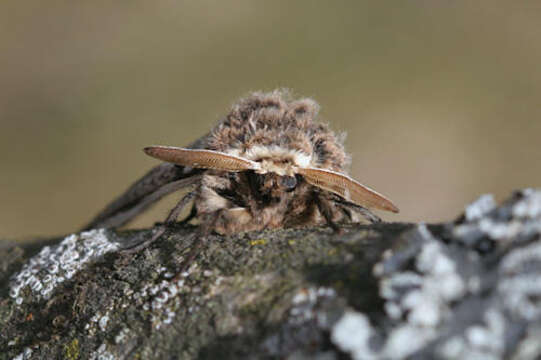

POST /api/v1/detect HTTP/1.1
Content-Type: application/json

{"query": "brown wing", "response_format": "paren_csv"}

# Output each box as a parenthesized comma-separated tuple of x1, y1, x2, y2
(296, 167, 399, 213)
(84, 134, 212, 230)
(144, 146, 261, 172)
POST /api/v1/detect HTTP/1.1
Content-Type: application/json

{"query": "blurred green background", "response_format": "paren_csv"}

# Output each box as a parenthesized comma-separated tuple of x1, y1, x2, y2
(1, 1, 540, 239)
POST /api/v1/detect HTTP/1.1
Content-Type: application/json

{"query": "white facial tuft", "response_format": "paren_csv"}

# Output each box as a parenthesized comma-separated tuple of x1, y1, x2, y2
(228, 145, 312, 169)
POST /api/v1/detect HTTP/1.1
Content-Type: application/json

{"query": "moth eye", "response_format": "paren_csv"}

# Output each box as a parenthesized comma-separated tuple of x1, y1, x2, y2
(280, 176, 297, 191)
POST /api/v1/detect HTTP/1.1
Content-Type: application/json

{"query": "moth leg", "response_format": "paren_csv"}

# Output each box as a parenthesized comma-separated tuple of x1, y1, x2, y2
(178, 205, 197, 225)
(87, 175, 201, 230)
(163, 191, 197, 225)
(122, 190, 197, 253)
(213, 207, 259, 234)
(155, 201, 197, 227)
(174, 211, 220, 272)
(335, 198, 381, 224)
(316, 196, 342, 233)
(340, 207, 354, 221)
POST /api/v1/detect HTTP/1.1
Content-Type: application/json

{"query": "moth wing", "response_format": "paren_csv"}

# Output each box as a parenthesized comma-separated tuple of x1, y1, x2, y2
(296, 167, 399, 213)
(144, 146, 260, 172)
(84, 138, 210, 230)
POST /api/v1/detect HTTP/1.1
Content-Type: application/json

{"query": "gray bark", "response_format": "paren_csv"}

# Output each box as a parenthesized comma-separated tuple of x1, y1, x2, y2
(1, 189, 541, 360)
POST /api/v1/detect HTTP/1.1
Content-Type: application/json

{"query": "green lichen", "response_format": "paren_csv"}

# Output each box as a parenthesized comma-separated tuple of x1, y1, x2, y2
(249, 238, 268, 246)
(64, 338, 79, 360)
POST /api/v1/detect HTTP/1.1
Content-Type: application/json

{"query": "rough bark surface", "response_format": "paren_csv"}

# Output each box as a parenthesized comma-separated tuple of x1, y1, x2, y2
(1, 189, 540, 360)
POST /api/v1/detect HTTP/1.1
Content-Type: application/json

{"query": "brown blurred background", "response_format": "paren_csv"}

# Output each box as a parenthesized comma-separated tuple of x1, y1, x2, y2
(1, 1, 540, 239)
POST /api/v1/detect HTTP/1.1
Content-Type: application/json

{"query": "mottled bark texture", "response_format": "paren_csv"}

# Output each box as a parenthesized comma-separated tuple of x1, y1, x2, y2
(1, 189, 541, 360)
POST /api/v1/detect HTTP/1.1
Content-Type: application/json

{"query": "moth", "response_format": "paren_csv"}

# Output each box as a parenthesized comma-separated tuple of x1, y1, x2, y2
(84, 90, 398, 252)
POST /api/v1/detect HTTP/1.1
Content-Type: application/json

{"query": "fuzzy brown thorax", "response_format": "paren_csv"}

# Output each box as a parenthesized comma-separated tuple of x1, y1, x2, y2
(207, 89, 349, 172)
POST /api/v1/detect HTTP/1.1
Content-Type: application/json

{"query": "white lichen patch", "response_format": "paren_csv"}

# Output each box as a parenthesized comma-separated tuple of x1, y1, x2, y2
(99, 315, 110, 331)
(478, 218, 524, 241)
(90, 343, 115, 360)
(137, 276, 185, 312)
(9, 229, 118, 304)
(382, 225, 465, 327)
(331, 311, 376, 360)
(498, 240, 541, 321)
(465, 194, 496, 221)
(376, 189, 541, 359)
(383, 325, 436, 359)
(512, 323, 541, 360)
(500, 241, 541, 275)
(465, 309, 505, 353)
(84, 308, 115, 337)
(131, 263, 200, 331)
(379, 226, 463, 353)
(513, 189, 541, 219)
(435, 308, 506, 359)
(332, 224, 466, 359)
(289, 287, 336, 327)
(114, 327, 130, 345)
(12, 347, 34, 360)
(455, 189, 541, 244)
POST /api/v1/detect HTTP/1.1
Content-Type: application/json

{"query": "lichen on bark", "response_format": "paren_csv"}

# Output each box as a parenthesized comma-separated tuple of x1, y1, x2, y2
(1, 189, 541, 360)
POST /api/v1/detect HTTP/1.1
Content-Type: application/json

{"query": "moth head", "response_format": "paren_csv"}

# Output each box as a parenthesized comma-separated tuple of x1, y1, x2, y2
(144, 146, 399, 213)
(247, 172, 299, 199)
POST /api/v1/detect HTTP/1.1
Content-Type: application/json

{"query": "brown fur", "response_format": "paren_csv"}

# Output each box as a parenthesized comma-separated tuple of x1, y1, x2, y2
(206, 89, 348, 171)
(192, 90, 356, 235)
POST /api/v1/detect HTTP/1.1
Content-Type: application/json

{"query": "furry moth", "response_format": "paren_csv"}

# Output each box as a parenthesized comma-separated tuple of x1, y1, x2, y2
(85, 90, 398, 252)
